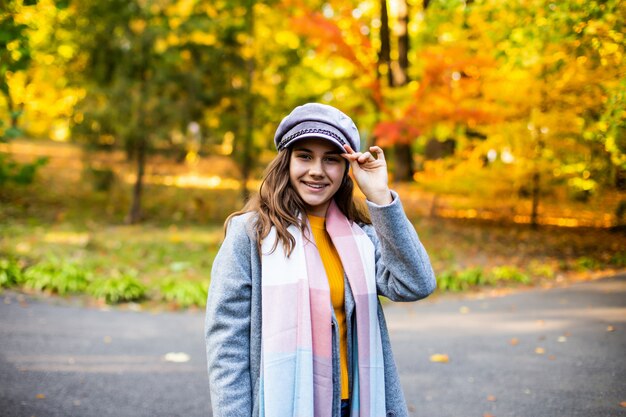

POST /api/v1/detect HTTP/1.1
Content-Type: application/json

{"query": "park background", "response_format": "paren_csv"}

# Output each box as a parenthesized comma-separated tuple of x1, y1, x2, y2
(1, 0, 625, 308)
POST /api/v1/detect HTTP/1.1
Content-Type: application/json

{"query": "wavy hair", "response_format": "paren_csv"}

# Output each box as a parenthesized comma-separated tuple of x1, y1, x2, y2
(225, 147, 371, 256)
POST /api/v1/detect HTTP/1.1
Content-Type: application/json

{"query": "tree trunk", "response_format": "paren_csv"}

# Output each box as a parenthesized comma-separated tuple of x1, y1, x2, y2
(530, 168, 540, 229)
(127, 133, 146, 224)
(397, 1, 410, 84)
(378, 0, 393, 87)
(392, 0, 414, 182)
(126, 31, 150, 224)
(394, 143, 414, 181)
(3, 88, 21, 130)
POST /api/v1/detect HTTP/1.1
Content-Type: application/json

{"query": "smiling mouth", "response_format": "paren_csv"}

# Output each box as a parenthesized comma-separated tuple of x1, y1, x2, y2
(302, 181, 328, 189)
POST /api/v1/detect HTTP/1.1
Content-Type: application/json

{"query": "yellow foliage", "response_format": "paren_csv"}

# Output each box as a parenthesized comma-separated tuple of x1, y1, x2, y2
(189, 31, 217, 46)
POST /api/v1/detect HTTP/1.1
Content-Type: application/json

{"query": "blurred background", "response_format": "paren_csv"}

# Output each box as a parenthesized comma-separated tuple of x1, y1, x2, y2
(1, 0, 625, 308)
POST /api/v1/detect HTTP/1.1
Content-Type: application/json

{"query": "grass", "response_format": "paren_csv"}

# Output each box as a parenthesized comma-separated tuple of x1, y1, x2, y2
(3, 212, 625, 307)
(0, 220, 221, 308)
(2, 139, 626, 308)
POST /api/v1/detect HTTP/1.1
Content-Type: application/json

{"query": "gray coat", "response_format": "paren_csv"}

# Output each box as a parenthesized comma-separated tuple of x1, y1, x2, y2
(205, 192, 436, 417)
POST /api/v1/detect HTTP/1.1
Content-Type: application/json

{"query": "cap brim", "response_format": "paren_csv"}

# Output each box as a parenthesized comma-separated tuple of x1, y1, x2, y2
(278, 121, 348, 151)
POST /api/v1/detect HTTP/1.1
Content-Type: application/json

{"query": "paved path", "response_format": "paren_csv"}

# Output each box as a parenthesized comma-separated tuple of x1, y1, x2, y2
(1, 274, 625, 417)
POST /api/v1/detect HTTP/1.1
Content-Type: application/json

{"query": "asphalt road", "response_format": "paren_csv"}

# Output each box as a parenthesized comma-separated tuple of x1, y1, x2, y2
(1, 274, 624, 417)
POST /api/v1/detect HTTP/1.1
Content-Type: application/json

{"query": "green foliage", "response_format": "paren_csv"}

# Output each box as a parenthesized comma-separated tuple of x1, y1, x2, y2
(83, 166, 115, 192)
(0, 2, 33, 80)
(159, 279, 208, 308)
(436, 267, 487, 292)
(458, 266, 489, 286)
(0, 153, 48, 186)
(528, 261, 556, 279)
(489, 266, 531, 284)
(436, 269, 462, 292)
(22, 258, 91, 295)
(599, 77, 626, 170)
(609, 251, 626, 267)
(575, 256, 600, 271)
(437, 264, 531, 293)
(87, 270, 146, 304)
(0, 257, 24, 288)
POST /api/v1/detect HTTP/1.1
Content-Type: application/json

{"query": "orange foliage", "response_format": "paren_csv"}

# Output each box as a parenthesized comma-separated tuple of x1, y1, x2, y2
(375, 46, 501, 146)
(373, 120, 420, 146)
(288, 5, 384, 110)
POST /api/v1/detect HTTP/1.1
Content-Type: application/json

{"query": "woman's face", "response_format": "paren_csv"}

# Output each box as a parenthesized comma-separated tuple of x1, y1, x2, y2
(289, 138, 347, 217)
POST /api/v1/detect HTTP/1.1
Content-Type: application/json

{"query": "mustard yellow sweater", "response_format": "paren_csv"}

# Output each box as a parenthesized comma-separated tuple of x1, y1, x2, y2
(308, 214, 349, 400)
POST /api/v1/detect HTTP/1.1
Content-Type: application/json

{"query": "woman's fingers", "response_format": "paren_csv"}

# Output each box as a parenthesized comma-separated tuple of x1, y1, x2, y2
(357, 151, 374, 163)
(370, 146, 385, 161)
(343, 145, 386, 166)
(342, 145, 362, 162)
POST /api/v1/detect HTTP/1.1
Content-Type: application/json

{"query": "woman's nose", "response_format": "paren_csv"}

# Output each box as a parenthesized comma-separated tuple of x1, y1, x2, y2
(308, 158, 324, 176)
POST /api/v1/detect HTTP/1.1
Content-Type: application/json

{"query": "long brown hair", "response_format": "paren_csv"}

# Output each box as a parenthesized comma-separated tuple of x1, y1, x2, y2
(225, 147, 371, 256)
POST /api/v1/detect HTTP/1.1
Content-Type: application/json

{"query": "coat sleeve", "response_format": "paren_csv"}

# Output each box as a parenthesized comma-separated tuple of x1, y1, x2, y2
(365, 190, 437, 302)
(205, 215, 254, 417)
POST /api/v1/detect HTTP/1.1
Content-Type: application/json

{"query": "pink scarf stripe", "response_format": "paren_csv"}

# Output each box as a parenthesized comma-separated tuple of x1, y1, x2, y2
(260, 201, 385, 417)
(326, 202, 385, 417)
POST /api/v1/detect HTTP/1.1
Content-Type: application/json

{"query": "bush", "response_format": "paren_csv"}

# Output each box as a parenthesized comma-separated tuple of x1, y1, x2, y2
(575, 256, 600, 271)
(528, 261, 556, 279)
(436, 269, 460, 292)
(609, 251, 626, 267)
(436, 267, 487, 292)
(489, 265, 530, 284)
(87, 270, 146, 304)
(0, 153, 48, 186)
(159, 279, 208, 308)
(0, 257, 24, 288)
(22, 258, 91, 295)
(458, 266, 488, 286)
(84, 166, 115, 192)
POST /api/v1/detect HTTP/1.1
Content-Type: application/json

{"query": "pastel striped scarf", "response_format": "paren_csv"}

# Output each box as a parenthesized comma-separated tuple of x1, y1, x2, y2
(260, 200, 386, 417)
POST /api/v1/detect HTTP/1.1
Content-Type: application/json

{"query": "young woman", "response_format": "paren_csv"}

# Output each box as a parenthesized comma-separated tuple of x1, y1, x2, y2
(205, 103, 436, 417)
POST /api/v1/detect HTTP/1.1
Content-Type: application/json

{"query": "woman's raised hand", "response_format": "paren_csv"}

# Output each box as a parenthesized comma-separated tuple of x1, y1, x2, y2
(342, 145, 393, 206)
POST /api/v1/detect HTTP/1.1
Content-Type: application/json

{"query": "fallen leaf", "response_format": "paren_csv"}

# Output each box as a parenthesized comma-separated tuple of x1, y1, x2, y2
(548, 355, 556, 360)
(164, 352, 191, 363)
(36, 394, 45, 399)
(509, 338, 519, 346)
(535, 347, 545, 354)
(557, 336, 567, 343)
(607, 325, 615, 332)
(536, 319, 545, 326)
(487, 395, 497, 402)
(430, 353, 449, 363)
(620, 401, 626, 408)
(483, 413, 495, 417)
(103, 336, 112, 344)
(459, 306, 470, 314)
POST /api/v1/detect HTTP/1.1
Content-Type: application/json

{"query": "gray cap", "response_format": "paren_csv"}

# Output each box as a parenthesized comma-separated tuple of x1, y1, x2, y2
(274, 103, 360, 152)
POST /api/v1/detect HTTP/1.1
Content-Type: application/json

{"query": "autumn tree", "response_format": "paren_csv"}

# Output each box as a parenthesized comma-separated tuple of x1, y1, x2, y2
(67, 0, 255, 221)
(0, 0, 35, 133)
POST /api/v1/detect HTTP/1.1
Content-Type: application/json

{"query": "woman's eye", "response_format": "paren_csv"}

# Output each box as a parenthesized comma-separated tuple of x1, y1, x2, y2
(296, 153, 311, 159)
(325, 157, 340, 163)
